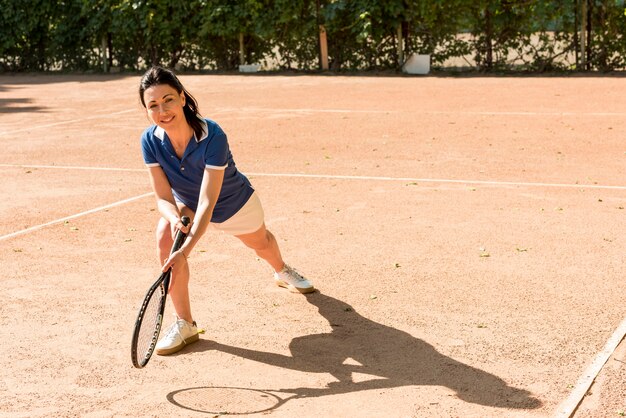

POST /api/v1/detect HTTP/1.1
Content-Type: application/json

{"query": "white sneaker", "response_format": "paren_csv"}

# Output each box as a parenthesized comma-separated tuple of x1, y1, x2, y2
(274, 265, 315, 294)
(155, 317, 199, 355)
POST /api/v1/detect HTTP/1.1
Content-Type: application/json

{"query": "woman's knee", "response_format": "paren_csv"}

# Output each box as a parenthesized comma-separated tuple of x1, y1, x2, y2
(156, 217, 173, 253)
(239, 228, 272, 251)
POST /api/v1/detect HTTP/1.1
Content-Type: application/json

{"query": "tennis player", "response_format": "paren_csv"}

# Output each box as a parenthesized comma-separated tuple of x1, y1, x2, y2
(138, 66, 314, 356)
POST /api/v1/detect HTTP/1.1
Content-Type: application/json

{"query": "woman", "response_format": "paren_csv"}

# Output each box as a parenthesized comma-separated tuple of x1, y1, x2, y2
(138, 66, 314, 356)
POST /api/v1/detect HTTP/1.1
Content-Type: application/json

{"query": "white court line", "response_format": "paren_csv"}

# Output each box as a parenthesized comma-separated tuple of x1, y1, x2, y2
(0, 163, 144, 172)
(212, 107, 626, 117)
(213, 106, 393, 114)
(0, 109, 136, 137)
(0, 192, 153, 242)
(554, 318, 626, 418)
(1, 163, 625, 191)
(428, 110, 626, 117)
(247, 172, 626, 191)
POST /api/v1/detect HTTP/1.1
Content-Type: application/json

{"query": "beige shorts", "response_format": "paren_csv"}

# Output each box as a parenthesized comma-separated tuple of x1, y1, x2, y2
(209, 192, 265, 236)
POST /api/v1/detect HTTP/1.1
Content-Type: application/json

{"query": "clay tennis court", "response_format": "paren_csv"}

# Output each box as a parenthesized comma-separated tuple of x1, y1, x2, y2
(1, 73, 624, 417)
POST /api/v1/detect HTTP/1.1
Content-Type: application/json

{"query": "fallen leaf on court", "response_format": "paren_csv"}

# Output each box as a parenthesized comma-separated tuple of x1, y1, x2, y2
(395, 263, 401, 268)
(405, 182, 418, 186)
(124, 238, 132, 242)
(198, 328, 206, 334)
(127, 228, 136, 231)
(70, 227, 79, 231)
(618, 206, 624, 210)
(477, 324, 487, 328)
(369, 295, 377, 300)
(516, 247, 528, 252)
(64, 221, 70, 225)
(479, 251, 490, 257)
(13, 249, 22, 253)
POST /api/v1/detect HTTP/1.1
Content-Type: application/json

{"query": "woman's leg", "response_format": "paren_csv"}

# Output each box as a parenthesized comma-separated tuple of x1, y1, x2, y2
(236, 224, 315, 293)
(156, 211, 194, 323)
(235, 223, 285, 272)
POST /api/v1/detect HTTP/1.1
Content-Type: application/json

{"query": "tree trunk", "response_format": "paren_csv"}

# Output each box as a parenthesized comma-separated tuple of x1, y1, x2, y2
(396, 23, 404, 67)
(239, 33, 245, 65)
(319, 25, 329, 70)
(484, 6, 493, 70)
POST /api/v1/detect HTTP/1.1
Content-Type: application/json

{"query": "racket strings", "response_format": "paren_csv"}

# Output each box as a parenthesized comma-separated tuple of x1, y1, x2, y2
(136, 284, 165, 363)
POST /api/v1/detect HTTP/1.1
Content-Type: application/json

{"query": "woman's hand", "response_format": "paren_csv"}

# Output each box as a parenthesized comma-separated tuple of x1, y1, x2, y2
(169, 217, 192, 239)
(162, 248, 187, 272)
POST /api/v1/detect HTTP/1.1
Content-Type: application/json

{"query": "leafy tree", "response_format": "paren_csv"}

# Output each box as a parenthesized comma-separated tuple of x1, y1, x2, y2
(0, 0, 56, 71)
(403, 0, 472, 66)
(263, 0, 319, 70)
(196, 0, 274, 70)
(1, 0, 625, 73)
(587, 0, 626, 71)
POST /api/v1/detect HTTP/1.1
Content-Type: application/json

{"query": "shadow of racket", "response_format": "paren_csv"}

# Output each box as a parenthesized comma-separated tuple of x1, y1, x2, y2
(166, 386, 304, 415)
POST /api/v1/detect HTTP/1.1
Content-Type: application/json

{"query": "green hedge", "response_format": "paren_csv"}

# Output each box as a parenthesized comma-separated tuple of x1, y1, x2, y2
(1, 0, 625, 73)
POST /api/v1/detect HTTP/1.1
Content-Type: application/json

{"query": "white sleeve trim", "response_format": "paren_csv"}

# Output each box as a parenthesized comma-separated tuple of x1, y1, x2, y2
(205, 164, 227, 170)
(146, 163, 160, 167)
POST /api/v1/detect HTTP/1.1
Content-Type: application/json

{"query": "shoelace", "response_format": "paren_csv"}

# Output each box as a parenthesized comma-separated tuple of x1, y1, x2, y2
(162, 321, 183, 341)
(163, 317, 196, 343)
(286, 267, 306, 282)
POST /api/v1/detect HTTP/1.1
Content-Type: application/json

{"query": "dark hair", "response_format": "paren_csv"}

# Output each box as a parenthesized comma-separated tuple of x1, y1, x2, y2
(139, 66, 204, 139)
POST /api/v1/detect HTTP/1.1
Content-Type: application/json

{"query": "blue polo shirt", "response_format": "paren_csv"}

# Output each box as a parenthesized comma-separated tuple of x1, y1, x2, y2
(140, 118, 254, 223)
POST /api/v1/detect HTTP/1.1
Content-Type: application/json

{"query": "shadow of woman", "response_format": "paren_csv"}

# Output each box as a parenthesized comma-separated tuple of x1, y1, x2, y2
(192, 291, 541, 410)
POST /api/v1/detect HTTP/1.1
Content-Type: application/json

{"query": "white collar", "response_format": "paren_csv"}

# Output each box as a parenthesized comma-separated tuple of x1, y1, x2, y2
(154, 116, 208, 142)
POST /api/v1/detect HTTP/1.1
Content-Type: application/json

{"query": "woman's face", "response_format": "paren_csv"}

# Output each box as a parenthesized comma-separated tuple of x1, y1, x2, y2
(143, 83, 186, 130)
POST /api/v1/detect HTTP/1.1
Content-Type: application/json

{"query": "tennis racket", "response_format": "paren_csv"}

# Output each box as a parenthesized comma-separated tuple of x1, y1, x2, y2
(131, 215, 191, 368)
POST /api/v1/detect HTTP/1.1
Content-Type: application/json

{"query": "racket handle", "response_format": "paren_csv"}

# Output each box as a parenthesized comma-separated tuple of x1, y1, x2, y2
(171, 216, 191, 253)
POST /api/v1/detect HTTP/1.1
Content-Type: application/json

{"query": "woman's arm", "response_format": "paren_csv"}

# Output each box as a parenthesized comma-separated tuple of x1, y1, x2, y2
(162, 167, 225, 270)
(147, 166, 187, 236)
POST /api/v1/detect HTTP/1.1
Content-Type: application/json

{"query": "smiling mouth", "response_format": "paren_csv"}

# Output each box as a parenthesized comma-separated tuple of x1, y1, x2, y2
(160, 115, 175, 123)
